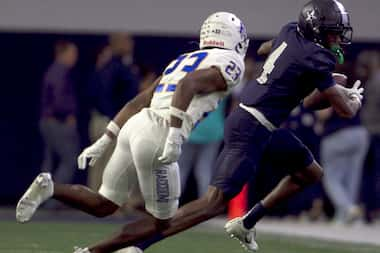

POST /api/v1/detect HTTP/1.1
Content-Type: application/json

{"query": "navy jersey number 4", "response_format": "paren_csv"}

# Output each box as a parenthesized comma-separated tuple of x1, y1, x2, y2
(257, 42, 288, 85)
(241, 22, 336, 127)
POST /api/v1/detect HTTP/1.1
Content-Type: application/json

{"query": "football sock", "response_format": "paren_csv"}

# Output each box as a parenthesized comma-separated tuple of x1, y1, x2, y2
(135, 233, 164, 250)
(242, 202, 267, 229)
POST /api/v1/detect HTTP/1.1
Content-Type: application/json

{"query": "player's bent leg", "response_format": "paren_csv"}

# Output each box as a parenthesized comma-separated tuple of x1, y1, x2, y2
(17, 127, 137, 222)
(128, 112, 181, 220)
(16, 171, 119, 222)
(226, 128, 322, 251)
(224, 163, 322, 252)
(224, 163, 323, 252)
(95, 128, 138, 215)
(54, 183, 119, 217)
(228, 160, 322, 249)
(87, 186, 227, 253)
(262, 160, 323, 209)
(165, 186, 227, 236)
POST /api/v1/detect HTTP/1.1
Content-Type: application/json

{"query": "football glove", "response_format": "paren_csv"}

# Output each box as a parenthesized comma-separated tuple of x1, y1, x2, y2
(77, 121, 120, 169)
(346, 80, 364, 101)
(158, 127, 184, 164)
(77, 134, 112, 169)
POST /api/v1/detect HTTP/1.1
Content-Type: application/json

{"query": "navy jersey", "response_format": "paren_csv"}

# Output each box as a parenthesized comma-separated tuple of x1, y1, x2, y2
(241, 22, 336, 127)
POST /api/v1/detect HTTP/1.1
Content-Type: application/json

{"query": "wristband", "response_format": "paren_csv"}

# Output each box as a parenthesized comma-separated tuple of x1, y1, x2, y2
(106, 121, 120, 137)
(169, 106, 188, 121)
(332, 73, 347, 79)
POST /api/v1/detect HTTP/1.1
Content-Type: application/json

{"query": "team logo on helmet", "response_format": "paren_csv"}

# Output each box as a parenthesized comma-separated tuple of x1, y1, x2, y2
(239, 22, 247, 38)
(305, 9, 316, 22)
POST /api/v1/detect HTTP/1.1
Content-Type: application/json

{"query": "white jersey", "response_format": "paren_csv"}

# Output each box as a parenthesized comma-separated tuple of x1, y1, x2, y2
(98, 49, 244, 220)
(150, 48, 245, 137)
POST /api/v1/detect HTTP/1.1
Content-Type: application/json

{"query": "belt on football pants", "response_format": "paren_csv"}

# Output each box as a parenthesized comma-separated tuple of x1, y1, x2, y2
(239, 103, 276, 131)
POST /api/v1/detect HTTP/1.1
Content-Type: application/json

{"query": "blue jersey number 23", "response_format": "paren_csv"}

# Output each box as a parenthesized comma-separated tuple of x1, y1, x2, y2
(164, 52, 208, 75)
(156, 52, 208, 93)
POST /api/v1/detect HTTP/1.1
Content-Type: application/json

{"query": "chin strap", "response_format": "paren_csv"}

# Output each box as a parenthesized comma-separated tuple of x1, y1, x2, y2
(331, 44, 345, 64)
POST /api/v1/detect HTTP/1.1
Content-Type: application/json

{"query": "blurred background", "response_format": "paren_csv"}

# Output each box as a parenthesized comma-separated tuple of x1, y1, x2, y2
(1, 0, 380, 252)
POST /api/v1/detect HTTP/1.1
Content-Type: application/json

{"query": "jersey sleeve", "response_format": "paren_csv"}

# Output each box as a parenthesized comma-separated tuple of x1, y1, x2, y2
(206, 51, 245, 88)
(306, 47, 336, 91)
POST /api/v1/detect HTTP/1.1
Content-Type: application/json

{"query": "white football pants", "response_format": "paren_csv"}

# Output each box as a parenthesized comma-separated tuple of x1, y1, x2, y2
(99, 108, 181, 219)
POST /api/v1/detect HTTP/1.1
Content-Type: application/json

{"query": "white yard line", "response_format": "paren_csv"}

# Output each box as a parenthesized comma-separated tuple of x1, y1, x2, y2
(200, 217, 380, 246)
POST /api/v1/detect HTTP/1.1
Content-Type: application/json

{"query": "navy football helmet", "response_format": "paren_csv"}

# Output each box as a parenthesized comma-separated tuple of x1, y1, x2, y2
(298, 0, 353, 47)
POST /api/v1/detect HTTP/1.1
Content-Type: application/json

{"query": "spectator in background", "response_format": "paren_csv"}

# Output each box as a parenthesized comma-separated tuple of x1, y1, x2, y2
(90, 33, 139, 121)
(319, 72, 369, 225)
(87, 33, 139, 190)
(358, 50, 380, 221)
(40, 41, 80, 186)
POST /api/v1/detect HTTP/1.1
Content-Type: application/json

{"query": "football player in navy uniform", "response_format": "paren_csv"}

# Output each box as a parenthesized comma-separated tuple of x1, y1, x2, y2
(70, 1, 364, 252)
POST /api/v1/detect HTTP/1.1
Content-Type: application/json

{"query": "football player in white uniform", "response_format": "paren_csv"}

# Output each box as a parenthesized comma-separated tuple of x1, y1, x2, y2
(16, 11, 249, 253)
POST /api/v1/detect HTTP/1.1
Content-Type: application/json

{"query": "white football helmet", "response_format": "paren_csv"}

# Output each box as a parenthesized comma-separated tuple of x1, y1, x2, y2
(200, 12, 249, 57)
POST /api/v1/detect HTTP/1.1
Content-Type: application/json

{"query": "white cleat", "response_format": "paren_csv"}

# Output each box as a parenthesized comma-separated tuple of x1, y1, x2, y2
(225, 217, 259, 252)
(73, 247, 91, 253)
(72, 246, 143, 253)
(16, 172, 54, 223)
(115, 246, 144, 253)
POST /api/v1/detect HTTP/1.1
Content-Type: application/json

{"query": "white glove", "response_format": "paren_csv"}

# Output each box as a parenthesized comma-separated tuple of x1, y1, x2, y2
(77, 134, 112, 169)
(346, 80, 364, 101)
(77, 121, 120, 169)
(158, 127, 185, 164)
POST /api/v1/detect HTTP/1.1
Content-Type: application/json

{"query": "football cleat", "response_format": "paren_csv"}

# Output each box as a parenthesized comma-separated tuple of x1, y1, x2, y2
(225, 217, 259, 252)
(73, 246, 91, 253)
(16, 172, 54, 223)
(115, 246, 144, 253)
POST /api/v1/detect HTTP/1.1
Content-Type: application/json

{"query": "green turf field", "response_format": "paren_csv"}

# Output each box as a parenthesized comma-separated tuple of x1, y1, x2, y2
(0, 221, 378, 253)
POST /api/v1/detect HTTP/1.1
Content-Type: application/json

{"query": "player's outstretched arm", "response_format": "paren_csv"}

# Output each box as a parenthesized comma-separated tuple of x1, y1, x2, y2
(303, 73, 351, 111)
(170, 67, 227, 127)
(158, 67, 227, 164)
(77, 77, 161, 169)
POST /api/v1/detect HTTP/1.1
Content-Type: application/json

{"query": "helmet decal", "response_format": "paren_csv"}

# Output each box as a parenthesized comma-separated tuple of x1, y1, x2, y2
(305, 9, 316, 22)
(199, 12, 249, 57)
